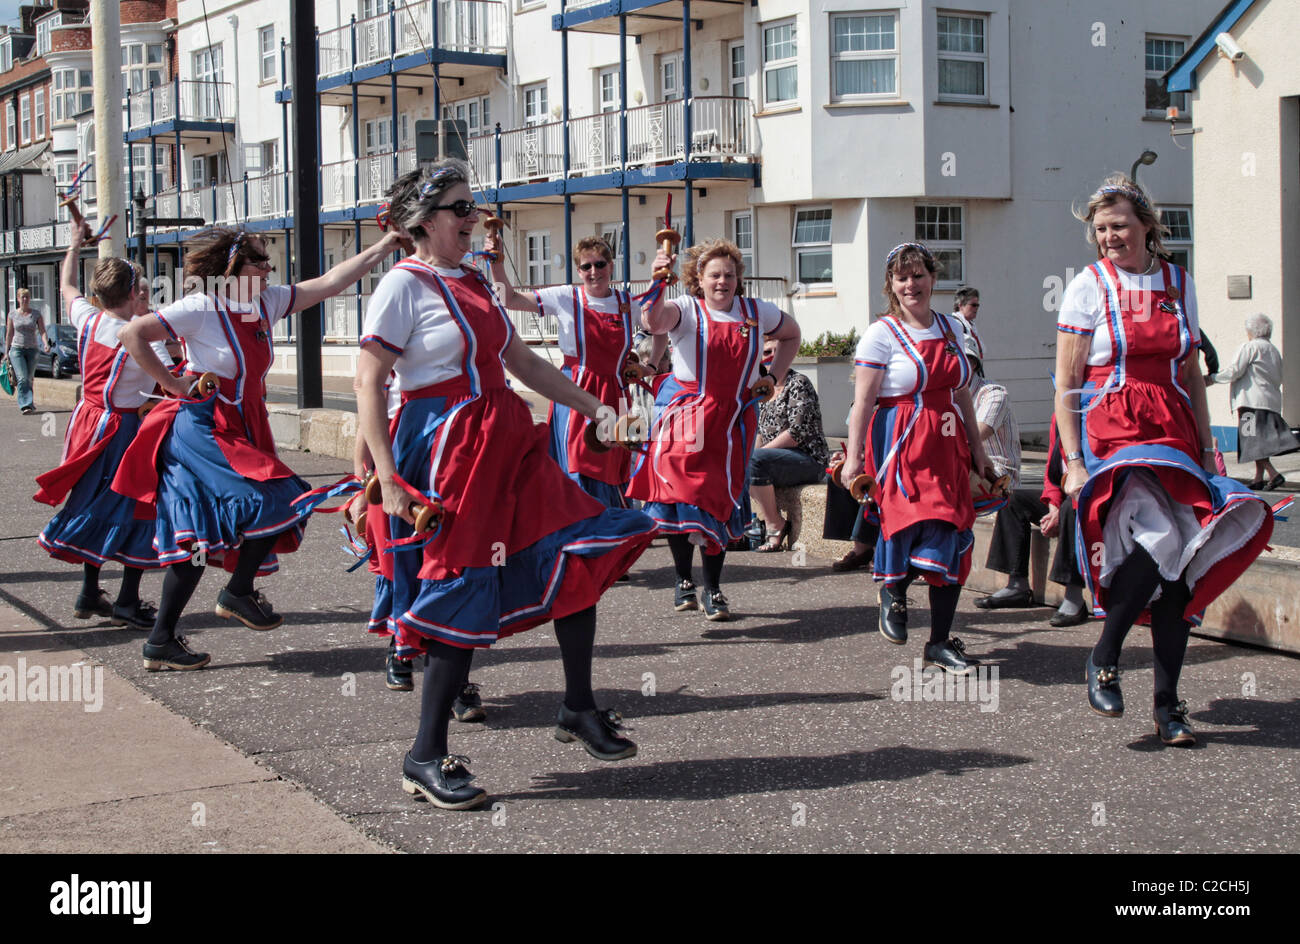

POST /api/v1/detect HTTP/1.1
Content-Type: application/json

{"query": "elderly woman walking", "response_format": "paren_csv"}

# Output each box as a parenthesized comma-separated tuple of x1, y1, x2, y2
(1207, 313, 1297, 490)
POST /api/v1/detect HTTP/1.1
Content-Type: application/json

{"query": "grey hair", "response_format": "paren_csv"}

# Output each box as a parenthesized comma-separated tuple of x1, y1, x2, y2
(953, 286, 980, 310)
(1245, 313, 1272, 339)
(384, 159, 472, 238)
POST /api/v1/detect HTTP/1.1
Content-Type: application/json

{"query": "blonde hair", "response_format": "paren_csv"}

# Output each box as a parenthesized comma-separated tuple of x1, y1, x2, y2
(681, 239, 745, 298)
(1074, 173, 1169, 258)
(575, 236, 614, 263)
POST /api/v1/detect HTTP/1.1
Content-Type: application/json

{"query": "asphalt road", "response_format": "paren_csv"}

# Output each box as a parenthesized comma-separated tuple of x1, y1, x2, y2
(3, 403, 1299, 853)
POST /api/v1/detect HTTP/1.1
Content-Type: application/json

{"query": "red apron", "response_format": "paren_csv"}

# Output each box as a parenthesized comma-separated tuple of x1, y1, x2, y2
(550, 286, 634, 484)
(628, 297, 762, 523)
(865, 313, 974, 540)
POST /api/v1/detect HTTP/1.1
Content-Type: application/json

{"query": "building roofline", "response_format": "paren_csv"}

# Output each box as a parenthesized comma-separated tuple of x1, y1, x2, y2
(1165, 0, 1258, 93)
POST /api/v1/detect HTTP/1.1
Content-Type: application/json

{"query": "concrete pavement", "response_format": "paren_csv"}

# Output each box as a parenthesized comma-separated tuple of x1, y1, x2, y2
(2, 401, 1298, 853)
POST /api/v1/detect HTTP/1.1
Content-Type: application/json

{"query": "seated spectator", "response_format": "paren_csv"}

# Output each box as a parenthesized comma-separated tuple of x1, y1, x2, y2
(950, 287, 983, 369)
(824, 438, 880, 572)
(749, 340, 830, 552)
(967, 340, 1020, 487)
(975, 418, 1089, 626)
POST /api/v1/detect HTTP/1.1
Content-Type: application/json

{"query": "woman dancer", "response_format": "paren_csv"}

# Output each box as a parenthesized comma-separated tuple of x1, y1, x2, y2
(356, 163, 655, 810)
(1058, 175, 1272, 745)
(36, 224, 168, 626)
(632, 239, 801, 620)
(841, 243, 994, 675)
(114, 226, 406, 670)
(489, 235, 637, 508)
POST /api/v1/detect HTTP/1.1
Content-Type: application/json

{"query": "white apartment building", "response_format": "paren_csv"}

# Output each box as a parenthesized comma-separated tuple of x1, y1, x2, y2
(8, 0, 1225, 434)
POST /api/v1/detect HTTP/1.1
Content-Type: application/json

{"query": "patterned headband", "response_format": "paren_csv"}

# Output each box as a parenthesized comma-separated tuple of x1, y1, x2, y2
(419, 166, 462, 198)
(1095, 184, 1150, 210)
(226, 230, 246, 268)
(886, 242, 933, 266)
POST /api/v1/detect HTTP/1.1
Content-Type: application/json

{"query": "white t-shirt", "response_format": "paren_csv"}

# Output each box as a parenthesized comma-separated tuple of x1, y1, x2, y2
(361, 259, 515, 390)
(1057, 265, 1200, 366)
(70, 297, 173, 408)
(854, 313, 966, 399)
(155, 285, 295, 378)
(664, 295, 786, 386)
(535, 285, 631, 359)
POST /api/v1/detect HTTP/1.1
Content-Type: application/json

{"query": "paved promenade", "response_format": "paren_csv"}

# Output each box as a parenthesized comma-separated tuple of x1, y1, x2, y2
(2, 404, 1297, 853)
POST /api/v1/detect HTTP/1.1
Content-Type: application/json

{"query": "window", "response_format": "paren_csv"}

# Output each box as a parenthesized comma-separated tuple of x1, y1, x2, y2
(54, 69, 92, 122)
(259, 26, 276, 83)
(20, 95, 30, 144)
(729, 41, 745, 98)
(914, 204, 964, 285)
(1161, 207, 1193, 272)
(523, 83, 549, 124)
(762, 19, 797, 106)
(56, 160, 76, 221)
(36, 14, 61, 57)
(364, 117, 391, 155)
(937, 13, 987, 100)
(792, 207, 832, 285)
(4, 101, 13, 150)
(1146, 35, 1188, 115)
(34, 89, 44, 138)
(261, 140, 279, 173)
(597, 223, 624, 275)
(123, 43, 166, 95)
(442, 96, 491, 135)
(831, 13, 897, 99)
(1, 37, 12, 73)
(732, 211, 754, 276)
(193, 46, 225, 119)
(597, 68, 619, 112)
(659, 53, 682, 102)
(526, 231, 552, 285)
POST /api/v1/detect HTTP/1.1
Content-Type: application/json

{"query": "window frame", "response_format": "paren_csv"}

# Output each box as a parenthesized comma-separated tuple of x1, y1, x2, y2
(1145, 33, 1189, 117)
(732, 209, 754, 277)
(728, 39, 746, 99)
(936, 11, 988, 103)
(914, 203, 966, 288)
(761, 17, 798, 108)
(35, 14, 60, 57)
(1160, 206, 1193, 273)
(259, 26, 277, 84)
(523, 82, 549, 125)
(792, 205, 833, 287)
(5, 101, 14, 150)
(830, 11, 899, 102)
(34, 88, 44, 139)
(526, 230, 552, 286)
(19, 95, 30, 145)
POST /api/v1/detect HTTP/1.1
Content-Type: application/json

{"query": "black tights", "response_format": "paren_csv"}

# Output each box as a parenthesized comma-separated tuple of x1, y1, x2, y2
(410, 606, 598, 762)
(1091, 546, 1192, 707)
(82, 564, 144, 606)
(928, 583, 962, 645)
(148, 559, 204, 646)
(666, 534, 725, 590)
(226, 535, 277, 597)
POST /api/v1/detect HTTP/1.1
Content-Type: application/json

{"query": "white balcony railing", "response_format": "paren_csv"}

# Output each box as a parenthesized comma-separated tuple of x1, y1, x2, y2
(148, 170, 293, 228)
(125, 80, 235, 130)
(322, 149, 418, 211)
(480, 97, 756, 187)
(319, 1, 506, 78)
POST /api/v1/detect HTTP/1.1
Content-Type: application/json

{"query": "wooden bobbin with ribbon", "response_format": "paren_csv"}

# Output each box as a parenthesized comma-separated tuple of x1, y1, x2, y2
(829, 459, 880, 503)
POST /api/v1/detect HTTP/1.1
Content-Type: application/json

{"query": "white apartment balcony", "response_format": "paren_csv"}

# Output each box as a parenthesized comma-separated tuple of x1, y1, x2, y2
(124, 80, 237, 142)
(148, 169, 294, 231)
(321, 149, 418, 213)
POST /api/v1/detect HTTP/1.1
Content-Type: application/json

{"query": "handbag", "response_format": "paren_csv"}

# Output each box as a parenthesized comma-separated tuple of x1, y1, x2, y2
(0, 356, 14, 397)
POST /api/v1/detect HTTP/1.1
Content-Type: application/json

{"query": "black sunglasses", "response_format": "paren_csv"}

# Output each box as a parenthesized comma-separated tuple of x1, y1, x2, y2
(578, 260, 609, 271)
(428, 200, 479, 218)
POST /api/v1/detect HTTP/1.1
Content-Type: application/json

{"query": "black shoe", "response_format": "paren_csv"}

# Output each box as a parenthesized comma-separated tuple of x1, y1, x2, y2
(1154, 700, 1196, 746)
(142, 635, 211, 671)
(74, 589, 114, 620)
(401, 753, 487, 810)
(923, 636, 979, 675)
(879, 583, 908, 644)
(1086, 653, 1124, 717)
(1267, 474, 1286, 491)
(555, 706, 638, 760)
(385, 638, 414, 692)
(701, 588, 731, 621)
(831, 549, 872, 572)
(450, 683, 486, 722)
(215, 588, 282, 631)
(1049, 606, 1090, 628)
(616, 573, 631, 582)
(111, 600, 158, 630)
(974, 588, 1035, 609)
(674, 578, 699, 612)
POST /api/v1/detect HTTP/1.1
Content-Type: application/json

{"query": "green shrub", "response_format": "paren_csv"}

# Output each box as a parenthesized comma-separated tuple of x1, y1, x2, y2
(798, 329, 859, 357)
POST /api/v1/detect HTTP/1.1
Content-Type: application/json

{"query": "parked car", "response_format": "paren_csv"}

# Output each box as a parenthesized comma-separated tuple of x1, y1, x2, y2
(34, 323, 79, 379)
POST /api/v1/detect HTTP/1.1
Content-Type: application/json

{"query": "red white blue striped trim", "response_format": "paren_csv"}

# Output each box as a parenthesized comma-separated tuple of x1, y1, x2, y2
(360, 333, 403, 356)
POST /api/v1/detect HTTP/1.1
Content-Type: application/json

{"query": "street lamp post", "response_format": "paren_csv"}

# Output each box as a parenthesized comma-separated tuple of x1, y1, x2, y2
(1130, 149, 1158, 187)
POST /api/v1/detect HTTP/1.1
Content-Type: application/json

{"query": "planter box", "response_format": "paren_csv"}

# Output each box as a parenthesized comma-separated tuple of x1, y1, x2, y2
(793, 355, 854, 440)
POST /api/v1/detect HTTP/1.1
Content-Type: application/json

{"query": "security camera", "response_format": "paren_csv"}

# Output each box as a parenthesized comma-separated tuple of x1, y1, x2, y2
(1215, 33, 1245, 62)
